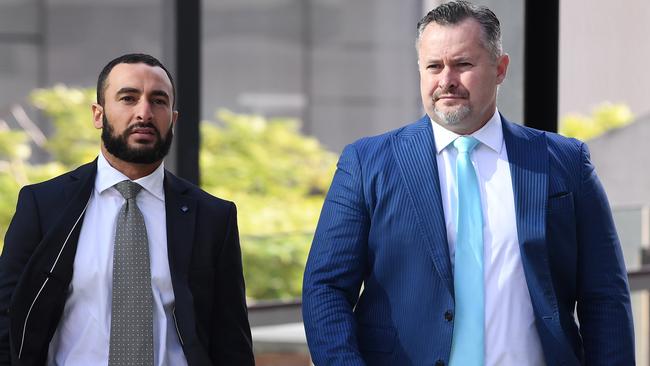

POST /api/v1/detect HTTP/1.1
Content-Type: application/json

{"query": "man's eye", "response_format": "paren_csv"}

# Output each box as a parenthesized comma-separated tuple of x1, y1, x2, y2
(120, 96, 135, 102)
(153, 99, 168, 105)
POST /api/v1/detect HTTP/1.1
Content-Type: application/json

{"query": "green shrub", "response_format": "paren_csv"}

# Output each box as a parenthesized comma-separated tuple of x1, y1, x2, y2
(0, 86, 337, 300)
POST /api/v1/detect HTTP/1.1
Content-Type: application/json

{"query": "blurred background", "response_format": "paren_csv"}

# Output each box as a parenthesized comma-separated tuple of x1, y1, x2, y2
(1, 0, 649, 364)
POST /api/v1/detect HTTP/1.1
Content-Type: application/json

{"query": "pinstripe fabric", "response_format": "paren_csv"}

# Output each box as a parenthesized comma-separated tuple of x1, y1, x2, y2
(391, 120, 453, 295)
(503, 122, 576, 364)
(504, 121, 634, 365)
(303, 115, 634, 366)
(304, 117, 455, 365)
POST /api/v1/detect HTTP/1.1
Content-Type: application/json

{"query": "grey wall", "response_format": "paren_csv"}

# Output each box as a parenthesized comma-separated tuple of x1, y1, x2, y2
(202, 0, 423, 152)
(559, 0, 650, 119)
(202, 0, 526, 152)
(0, 0, 41, 116)
(306, 0, 422, 149)
(588, 115, 650, 207)
(202, 1, 305, 122)
(45, 0, 165, 87)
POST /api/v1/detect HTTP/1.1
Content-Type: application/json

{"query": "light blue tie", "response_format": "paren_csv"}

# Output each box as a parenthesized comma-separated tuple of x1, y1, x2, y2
(449, 136, 484, 366)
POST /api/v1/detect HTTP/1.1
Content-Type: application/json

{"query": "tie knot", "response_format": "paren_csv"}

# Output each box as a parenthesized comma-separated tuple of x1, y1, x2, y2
(453, 136, 479, 154)
(114, 180, 143, 200)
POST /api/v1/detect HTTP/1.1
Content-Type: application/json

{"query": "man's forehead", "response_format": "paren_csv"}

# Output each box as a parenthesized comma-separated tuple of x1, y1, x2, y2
(418, 19, 486, 55)
(106, 63, 172, 92)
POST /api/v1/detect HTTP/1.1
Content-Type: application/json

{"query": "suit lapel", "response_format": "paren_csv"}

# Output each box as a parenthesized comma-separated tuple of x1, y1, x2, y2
(502, 120, 553, 310)
(391, 116, 453, 295)
(62, 164, 93, 203)
(43, 161, 97, 281)
(164, 172, 197, 284)
(503, 119, 576, 359)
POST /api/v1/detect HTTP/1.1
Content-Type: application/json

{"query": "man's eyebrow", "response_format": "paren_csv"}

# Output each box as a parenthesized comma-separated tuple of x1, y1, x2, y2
(151, 90, 170, 99)
(116, 87, 141, 95)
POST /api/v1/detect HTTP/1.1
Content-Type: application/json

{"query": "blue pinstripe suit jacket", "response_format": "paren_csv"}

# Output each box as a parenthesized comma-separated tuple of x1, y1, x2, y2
(302, 115, 634, 366)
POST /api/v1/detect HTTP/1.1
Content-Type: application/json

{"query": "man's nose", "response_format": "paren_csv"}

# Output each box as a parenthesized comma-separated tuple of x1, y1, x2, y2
(438, 67, 459, 91)
(135, 101, 154, 121)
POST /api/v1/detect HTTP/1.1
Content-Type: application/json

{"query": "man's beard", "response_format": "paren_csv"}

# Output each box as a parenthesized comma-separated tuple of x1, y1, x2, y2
(432, 87, 471, 126)
(102, 115, 173, 164)
(434, 105, 471, 126)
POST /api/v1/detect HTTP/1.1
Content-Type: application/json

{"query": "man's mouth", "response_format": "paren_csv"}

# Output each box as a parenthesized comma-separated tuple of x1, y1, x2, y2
(434, 92, 468, 102)
(131, 127, 155, 135)
(127, 123, 158, 136)
(126, 124, 159, 143)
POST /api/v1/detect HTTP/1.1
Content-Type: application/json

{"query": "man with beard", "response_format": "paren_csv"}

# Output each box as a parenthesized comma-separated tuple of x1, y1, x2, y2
(302, 1, 634, 365)
(0, 53, 254, 366)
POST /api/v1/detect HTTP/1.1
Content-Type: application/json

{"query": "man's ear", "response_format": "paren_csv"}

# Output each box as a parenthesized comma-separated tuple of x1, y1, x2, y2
(496, 53, 510, 85)
(171, 110, 179, 133)
(92, 103, 104, 129)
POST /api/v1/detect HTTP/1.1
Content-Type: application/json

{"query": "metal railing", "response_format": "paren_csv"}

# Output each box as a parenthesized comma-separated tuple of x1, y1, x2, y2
(629, 266, 650, 291)
(248, 299, 302, 327)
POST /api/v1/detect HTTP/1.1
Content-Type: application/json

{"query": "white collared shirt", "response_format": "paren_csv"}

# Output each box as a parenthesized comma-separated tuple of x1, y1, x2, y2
(431, 110, 545, 365)
(47, 153, 187, 366)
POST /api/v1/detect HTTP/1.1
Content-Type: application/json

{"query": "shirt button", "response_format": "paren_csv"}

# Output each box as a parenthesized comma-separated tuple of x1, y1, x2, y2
(444, 310, 453, 322)
(435, 360, 445, 366)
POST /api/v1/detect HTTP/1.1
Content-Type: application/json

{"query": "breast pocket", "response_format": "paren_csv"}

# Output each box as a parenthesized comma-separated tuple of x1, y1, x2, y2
(547, 192, 574, 212)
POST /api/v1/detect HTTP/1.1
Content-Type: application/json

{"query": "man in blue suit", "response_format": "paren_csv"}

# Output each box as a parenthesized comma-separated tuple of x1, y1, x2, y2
(302, 1, 634, 365)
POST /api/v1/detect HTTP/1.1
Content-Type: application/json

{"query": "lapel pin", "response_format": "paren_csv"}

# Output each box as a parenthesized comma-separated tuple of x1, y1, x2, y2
(181, 205, 189, 213)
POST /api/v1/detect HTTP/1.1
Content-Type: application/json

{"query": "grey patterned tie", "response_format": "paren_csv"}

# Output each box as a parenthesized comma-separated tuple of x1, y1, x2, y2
(109, 180, 154, 366)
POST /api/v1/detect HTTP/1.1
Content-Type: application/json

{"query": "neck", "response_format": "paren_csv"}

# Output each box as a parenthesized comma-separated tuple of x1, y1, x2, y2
(100, 146, 161, 180)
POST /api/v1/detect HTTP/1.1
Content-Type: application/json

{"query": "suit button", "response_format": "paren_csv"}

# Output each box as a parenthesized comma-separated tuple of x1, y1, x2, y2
(444, 310, 453, 322)
(435, 360, 445, 366)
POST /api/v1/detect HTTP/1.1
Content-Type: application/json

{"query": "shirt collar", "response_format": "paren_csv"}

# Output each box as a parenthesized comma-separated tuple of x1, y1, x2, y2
(95, 152, 165, 201)
(430, 109, 503, 154)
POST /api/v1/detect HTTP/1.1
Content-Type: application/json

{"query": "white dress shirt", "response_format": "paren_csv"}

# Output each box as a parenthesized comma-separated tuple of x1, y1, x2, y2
(431, 110, 545, 365)
(47, 153, 187, 366)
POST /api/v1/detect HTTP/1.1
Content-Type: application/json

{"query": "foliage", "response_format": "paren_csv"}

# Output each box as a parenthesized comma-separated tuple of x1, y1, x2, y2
(559, 102, 634, 140)
(0, 86, 337, 300)
(0, 130, 28, 239)
(201, 110, 337, 299)
(0, 128, 66, 242)
(30, 85, 99, 166)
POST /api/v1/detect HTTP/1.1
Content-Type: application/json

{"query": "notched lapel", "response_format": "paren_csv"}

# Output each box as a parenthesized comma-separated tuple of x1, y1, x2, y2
(391, 117, 453, 295)
(164, 172, 197, 281)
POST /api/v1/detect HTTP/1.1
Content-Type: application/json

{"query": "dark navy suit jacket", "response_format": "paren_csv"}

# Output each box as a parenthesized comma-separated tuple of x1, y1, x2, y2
(302, 116, 634, 365)
(0, 160, 254, 366)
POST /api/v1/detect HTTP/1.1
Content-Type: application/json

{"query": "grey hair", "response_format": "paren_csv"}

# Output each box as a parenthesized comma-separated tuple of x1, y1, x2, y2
(416, 0, 503, 60)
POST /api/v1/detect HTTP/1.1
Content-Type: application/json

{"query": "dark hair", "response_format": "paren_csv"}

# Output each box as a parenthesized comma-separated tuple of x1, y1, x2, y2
(96, 53, 176, 107)
(416, 0, 502, 60)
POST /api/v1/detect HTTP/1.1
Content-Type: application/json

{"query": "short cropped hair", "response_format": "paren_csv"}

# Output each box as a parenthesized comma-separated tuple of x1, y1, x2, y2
(96, 53, 176, 107)
(416, 0, 502, 60)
